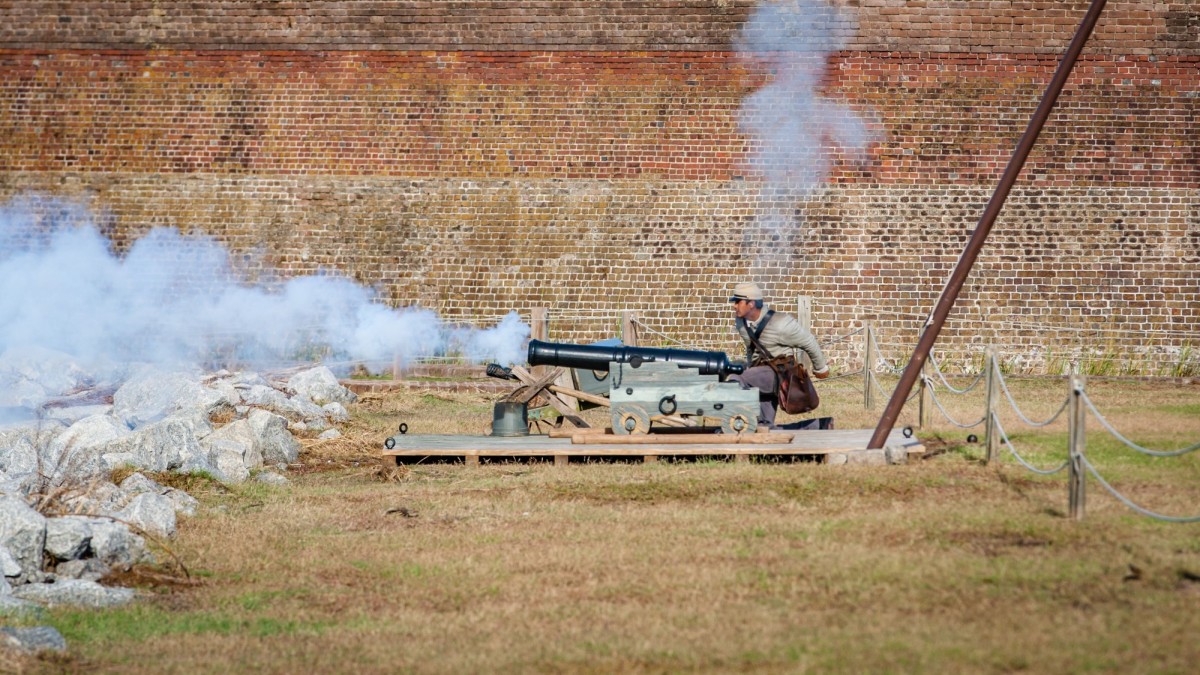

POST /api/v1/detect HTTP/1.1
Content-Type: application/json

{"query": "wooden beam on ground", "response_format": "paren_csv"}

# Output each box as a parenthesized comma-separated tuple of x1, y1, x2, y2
(571, 432, 795, 445)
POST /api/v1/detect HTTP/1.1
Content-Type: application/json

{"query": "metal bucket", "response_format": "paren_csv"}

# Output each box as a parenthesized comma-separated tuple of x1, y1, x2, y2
(491, 401, 529, 437)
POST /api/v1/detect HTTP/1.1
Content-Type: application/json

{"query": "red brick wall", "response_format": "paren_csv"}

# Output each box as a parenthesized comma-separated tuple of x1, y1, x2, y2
(1, 1, 1197, 372)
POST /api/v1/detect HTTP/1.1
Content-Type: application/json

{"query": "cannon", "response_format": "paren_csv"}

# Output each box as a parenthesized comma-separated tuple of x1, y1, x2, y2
(527, 339, 760, 435)
(527, 340, 745, 378)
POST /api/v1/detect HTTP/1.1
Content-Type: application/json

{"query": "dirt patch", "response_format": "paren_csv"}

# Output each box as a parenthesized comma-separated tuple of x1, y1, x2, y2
(102, 564, 207, 594)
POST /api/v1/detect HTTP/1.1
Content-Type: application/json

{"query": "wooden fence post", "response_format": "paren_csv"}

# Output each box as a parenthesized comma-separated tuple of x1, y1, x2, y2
(918, 358, 931, 429)
(796, 296, 812, 331)
(796, 296, 813, 371)
(530, 307, 549, 377)
(1068, 374, 1087, 520)
(984, 349, 1000, 464)
(863, 322, 875, 410)
(621, 311, 639, 347)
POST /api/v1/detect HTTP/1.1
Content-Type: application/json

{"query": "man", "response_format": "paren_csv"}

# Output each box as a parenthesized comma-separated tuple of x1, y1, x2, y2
(728, 281, 830, 428)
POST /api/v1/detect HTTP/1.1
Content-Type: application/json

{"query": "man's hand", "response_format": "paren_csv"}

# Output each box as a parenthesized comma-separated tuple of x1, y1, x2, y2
(814, 369, 830, 380)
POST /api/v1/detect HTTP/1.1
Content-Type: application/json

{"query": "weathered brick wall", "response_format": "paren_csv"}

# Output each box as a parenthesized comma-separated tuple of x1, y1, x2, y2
(1, 1, 1197, 372)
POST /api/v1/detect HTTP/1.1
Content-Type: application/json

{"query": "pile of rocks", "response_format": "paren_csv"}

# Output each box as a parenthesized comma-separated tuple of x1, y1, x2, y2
(0, 361, 357, 650)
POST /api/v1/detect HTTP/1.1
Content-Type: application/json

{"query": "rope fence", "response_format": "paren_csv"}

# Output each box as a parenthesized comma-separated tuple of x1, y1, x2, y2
(382, 302, 1196, 525)
(618, 304, 1199, 525)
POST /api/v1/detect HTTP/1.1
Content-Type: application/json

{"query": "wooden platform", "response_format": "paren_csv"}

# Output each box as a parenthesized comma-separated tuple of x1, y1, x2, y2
(381, 428, 923, 466)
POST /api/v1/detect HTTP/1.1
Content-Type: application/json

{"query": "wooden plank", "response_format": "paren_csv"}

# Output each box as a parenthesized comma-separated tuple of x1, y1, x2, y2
(571, 432, 795, 445)
(548, 383, 609, 407)
(551, 369, 580, 410)
(385, 444, 913, 457)
(382, 429, 923, 459)
(549, 427, 611, 439)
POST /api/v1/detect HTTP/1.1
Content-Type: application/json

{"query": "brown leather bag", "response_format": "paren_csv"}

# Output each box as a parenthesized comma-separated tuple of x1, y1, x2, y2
(765, 354, 820, 415)
(743, 312, 821, 415)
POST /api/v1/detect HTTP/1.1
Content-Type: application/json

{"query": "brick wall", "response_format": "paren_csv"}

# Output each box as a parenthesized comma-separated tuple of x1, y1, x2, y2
(1, 1, 1197, 372)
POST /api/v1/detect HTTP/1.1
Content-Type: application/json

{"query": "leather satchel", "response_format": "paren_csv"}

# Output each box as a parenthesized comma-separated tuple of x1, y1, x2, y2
(766, 354, 820, 415)
(743, 314, 820, 415)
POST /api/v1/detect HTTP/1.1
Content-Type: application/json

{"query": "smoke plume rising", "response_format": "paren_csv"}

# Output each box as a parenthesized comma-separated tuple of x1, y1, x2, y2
(736, 0, 875, 279)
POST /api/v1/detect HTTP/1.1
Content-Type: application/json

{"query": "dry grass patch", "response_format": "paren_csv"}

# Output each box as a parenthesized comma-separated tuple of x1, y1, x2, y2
(15, 379, 1200, 674)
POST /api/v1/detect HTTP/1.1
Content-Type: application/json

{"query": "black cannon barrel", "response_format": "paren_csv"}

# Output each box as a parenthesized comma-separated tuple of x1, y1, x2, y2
(527, 339, 745, 377)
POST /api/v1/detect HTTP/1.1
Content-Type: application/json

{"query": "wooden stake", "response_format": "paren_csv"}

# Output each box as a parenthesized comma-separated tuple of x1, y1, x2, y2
(864, 322, 875, 410)
(622, 311, 640, 347)
(984, 349, 1000, 464)
(1068, 374, 1087, 520)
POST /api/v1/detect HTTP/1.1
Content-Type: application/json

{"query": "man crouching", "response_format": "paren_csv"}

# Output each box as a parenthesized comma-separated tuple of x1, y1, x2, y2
(728, 281, 830, 428)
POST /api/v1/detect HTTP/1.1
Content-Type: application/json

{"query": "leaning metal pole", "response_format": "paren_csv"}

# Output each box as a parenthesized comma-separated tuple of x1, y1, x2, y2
(868, 0, 1109, 449)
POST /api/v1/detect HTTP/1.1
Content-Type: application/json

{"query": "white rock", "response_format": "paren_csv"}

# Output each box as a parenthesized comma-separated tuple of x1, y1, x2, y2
(88, 519, 149, 570)
(13, 579, 136, 609)
(100, 416, 203, 473)
(321, 402, 349, 423)
(0, 625, 68, 652)
(287, 366, 358, 406)
(0, 543, 22, 577)
(44, 414, 132, 480)
(44, 516, 93, 561)
(207, 439, 252, 484)
(254, 471, 289, 486)
(111, 368, 231, 429)
(247, 410, 300, 465)
(117, 493, 176, 540)
(0, 496, 46, 583)
(52, 558, 109, 582)
(0, 346, 91, 407)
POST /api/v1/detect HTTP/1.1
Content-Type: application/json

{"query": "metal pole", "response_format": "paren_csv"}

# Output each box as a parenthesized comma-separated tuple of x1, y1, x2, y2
(1068, 374, 1087, 520)
(868, 0, 1109, 448)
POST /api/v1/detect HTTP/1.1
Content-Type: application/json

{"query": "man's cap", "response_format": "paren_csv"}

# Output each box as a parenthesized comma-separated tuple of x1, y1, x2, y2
(728, 281, 764, 302)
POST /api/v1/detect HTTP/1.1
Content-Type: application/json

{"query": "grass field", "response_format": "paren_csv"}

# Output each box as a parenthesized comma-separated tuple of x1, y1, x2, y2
(8, 375, 1200, 674)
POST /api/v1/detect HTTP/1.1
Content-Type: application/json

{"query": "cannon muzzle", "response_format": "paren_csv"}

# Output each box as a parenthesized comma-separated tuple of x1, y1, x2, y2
(527, 339, 745, 377)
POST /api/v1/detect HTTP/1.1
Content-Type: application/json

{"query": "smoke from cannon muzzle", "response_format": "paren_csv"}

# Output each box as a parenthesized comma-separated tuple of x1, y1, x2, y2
(527, 339, 745, 378)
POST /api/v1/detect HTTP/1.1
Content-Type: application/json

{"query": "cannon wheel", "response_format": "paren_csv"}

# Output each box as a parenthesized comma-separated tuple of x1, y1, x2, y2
(720, 413, 754, 435)
(613, 408, 651, 435)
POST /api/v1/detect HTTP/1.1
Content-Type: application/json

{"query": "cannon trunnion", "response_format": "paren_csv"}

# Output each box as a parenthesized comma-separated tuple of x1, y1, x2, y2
(527, 339, 760, 434)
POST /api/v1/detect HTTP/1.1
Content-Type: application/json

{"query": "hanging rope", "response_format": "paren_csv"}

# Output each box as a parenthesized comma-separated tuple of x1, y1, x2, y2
(1081, 456, 1200, 523)
(926, 385, 987, 428)
(1081, 391, 1200, 457)
(994, 362, 1071, 428)
(994, 415, 1070, 475)
(925, 353, 986, 394)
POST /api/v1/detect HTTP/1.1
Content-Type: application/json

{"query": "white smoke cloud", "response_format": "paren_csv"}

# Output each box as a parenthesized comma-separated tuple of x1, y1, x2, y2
(0, 196, 529, 414)
(736, 0, 876, 276)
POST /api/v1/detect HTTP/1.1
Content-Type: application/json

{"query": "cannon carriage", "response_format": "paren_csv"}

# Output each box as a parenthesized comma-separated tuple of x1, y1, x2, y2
(527, 339, 761, 435)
